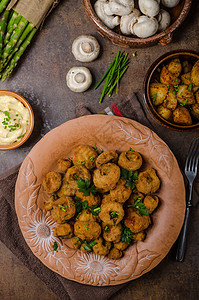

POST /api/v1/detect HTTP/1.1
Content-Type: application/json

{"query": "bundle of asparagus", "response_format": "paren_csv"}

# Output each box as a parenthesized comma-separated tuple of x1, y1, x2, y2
(0, 0, 11, 14)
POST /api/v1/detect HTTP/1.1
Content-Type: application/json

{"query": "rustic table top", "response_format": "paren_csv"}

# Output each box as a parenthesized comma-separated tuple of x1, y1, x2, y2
(0, 0, 199, 299)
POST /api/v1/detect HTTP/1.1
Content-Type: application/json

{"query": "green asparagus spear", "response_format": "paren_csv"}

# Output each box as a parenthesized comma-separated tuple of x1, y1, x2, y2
(0, 10, 10, 57)
(4, 12, 21, 46)
(1, 27, 37, 81)
(2, 22, 34, 70)
(0, 0, 11, 14)
(2, 16, 29, 64)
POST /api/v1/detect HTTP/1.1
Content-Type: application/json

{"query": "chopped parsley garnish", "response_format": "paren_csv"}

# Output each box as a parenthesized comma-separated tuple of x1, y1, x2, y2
(74, 196, 88, 214)
(121, 168, 138, 190)
(153, 92, 157, 104)
(17, 133, 25, 139)
(81, 161, 85, 165)
(98, 148, 103, 154)
(121, 226, 135, 245)
(132, 52, 136, 57)
(93, 142, 97, 150)
(188, 84, 193, 91)
(58, 204, 68, 211)
(180, 99, 188, 107)
(104, 225, 110, 232)
(128, 147, 134, 152)
(110, 211, 119, 219)
(53, 241, 58, 252)
(90, 204, 101, 216)
(83, 240, 97, 251)
(128, 196, 149, 216)
(76, 178, 98, 196)
(90, 156, 94, 162)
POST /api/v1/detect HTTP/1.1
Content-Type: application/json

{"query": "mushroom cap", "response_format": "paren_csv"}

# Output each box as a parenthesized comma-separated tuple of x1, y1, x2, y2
(94, 0, 120, 29)
(72, 35, 100, 63)
(161, 0, 180, 8)
(138, 0, 160, 17)
(109, 0, 134, 16)
(66, 67, 92, 93)
(133, 16, 159, 38)
(120, 9, 141, 35)
(157, 9, 171, 31)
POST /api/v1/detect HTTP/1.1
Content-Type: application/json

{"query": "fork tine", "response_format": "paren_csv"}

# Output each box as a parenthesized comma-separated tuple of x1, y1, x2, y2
(185, 138, 199, 172)
(192, 141, 199, 173)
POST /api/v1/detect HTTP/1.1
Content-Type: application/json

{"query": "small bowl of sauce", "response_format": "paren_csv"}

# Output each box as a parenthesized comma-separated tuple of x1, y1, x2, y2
(0, 90, 34, 150)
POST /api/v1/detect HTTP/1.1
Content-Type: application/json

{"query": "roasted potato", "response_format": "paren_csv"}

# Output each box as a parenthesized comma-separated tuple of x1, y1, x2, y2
(73, 145, 98, 169)
(157, 105, 172, 121)
(167, 59, 182, 77)
(182, 60, 192, 74)
(53, 223, 73, 238)
(93, 163, 120, 192)
(74, 221, 101, 241)
(177, 85, 196, 105)
(149, 82, 168, 106)
(96, 150, 118, 168)
(51, 196, 76, 223)
(124, 208, 151, 233)
(160, 66, 181, 86)
(118, 150, 143, 171)
(173, 107, 192, 125)
(136, 168, 160, 194)
(191, 103, 199, 120)
(43, 171, 62, 194)
(181, 72, 192, 86)
(163, 87, 177, 111)
(191, 60, 199, 86)
(196, 90, 199, 103)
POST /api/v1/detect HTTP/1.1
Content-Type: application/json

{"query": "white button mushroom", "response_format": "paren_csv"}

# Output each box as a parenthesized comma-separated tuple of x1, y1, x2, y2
(72, 35, 100, 62)
(120, 9, 141, 35)
(108, 0, 134, 16)
(161, 0, 180, 8)
(157, 9, 171, 31)
(94, 0, 120, 29)
(66, 67, 92, 92)
(138, 0, 160, 17)
(133, 16, 159, 38)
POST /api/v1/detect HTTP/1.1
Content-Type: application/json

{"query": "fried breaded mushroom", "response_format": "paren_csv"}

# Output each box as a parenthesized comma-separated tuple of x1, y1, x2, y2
(118, 150, 142, 171)
(51, 196, 76, 223)
(74, 221, 101, 241)
(57, 178, 76, 197)
(44, 195, 55, 211)
(110, 179, 132, 203)
(78, 209, 99, 222)
(73, 145, 98, 169)
(191, 60, 199, 87)
(43, 171, 62, 194)
(173, 107, 192, 125)
(124, 208, 151, 233)
(132, 231, 145, 241)
(75, 190, 101, 207)
(114, 241, 129, 251)
(65, 165, 91, 189)
(191, 103, 199, 120)
(136, 168, 160, 194)
(99, 201, 124, 225)
(93, 163, 120, 192)
(143, 195, 159, 214)
(53, 223, 73, 238)
(167, 58, 182, 77)
(149, 82, 168, 106)
(177, 85, 196, 105)
(157, 105, 172, 121)
(163, 87, 177, 111)
(70, 236, 82, 249)
(102, 223, 122, 243)
(96, 150, 118, 168)
(160, 66, 181, 86)
(58, 159, 72, 173)
(93, 237, 111, 255)
(101, 193, 112, 204)
(108, 247, 123, 260)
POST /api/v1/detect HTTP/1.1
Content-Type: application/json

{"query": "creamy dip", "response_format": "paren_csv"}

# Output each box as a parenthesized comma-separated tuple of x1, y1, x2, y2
(0, 95, 30, 146)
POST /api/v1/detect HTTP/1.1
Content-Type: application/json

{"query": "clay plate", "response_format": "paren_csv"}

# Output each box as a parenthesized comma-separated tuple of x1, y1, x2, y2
(15, 115, 185, 286)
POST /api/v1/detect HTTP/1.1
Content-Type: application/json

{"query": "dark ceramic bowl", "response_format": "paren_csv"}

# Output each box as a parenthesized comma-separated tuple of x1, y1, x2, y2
(83, 0, 192, 48)
(144, 50, 199, 131)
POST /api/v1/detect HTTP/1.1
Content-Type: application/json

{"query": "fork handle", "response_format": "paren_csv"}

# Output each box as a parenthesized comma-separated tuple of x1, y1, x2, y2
(176, 206, 191, 262)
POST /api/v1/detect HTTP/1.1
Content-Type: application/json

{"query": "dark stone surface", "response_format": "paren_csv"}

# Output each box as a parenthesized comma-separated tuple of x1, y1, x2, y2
(0, 0, 198, 299)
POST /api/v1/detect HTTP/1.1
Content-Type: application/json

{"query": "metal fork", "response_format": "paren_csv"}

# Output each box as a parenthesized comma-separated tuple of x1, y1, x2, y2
(176, 138, 199, 262)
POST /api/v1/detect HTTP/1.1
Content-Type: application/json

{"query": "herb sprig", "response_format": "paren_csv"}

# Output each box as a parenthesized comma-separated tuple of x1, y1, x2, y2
(83, 240, 97, 251)
(53, 241, 58, 252)
(121, 226, 135, 245)
(76, 178, 98, 196)
(128, 197, 149, 216)
(121, 168, 138, 190)
(94, 51, 129, 103)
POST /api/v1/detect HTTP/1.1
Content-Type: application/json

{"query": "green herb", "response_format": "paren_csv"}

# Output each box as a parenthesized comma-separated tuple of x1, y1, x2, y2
(164, 99, 167, 103)
(121, 168, 138, 190)
(76, 178, 98, 196)
(110, 211, 119, 219)
(58, 204, 68, 211)
(81, 161, 85, 165)
(186, 77, 191, 80)
(128, 147, 134, 152)
(93, 142, 97, 150)
(67, 157, 71, 161)
(82, 200, 88, 209)
(17, 133, 25, 139)
(153, 92, 157, 104)
(180, 92, 183, 95)
(83, 240, 97, 251)
(75, 237, 82, 244)
(16, 114, 18, 116)
(90, 156, 94, 162)
(128, 197, 149, 216)
(172, 89, 176, 95)
(53, 241, 58, 252)
(121, 226, 135, 245)
(94, 51, 129, 103)
(188, 84, 192, 91)
(132, 52, 136, 57)
(167, 84, 170, 88)
(110, 52, 114, 55)
(180, 99, 188, 107)
(104, 225, 110, 232)
(99, 148, 103, 154)
(90, 204, 101, 216)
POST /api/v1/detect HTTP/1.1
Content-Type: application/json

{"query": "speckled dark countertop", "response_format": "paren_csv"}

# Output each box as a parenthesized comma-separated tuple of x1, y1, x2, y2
(0, 0, 199, 299)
